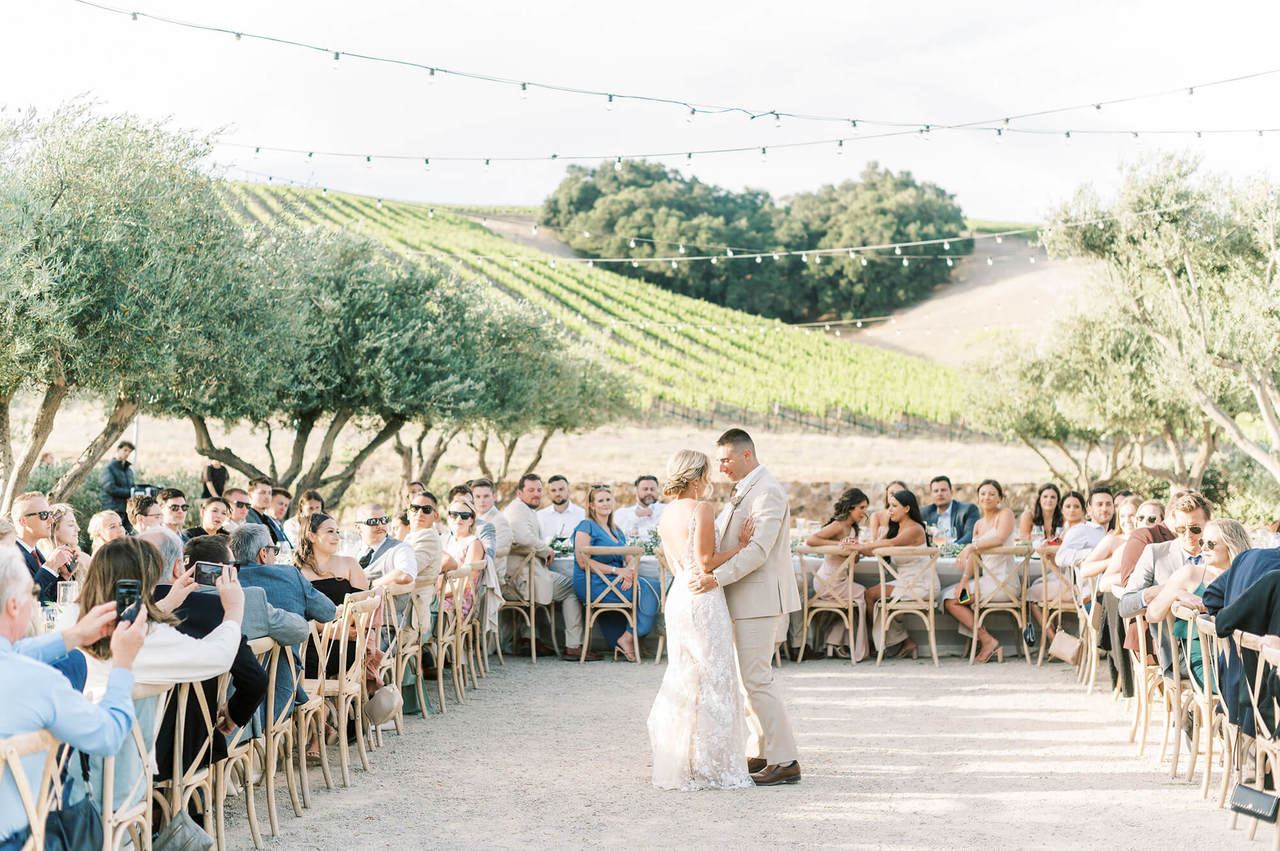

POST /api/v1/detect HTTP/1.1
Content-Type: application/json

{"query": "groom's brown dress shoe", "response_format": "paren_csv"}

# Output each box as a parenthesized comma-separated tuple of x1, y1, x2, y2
(751, 761, 801, 786)
(746, 757, 767, 774)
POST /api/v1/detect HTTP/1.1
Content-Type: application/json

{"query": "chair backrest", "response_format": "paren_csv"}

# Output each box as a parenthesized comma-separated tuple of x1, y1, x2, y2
(310, 594, 380, 693)
(1037, 545, 1074, 595)
(98, 682, 172, 817)
(974, 545, 1031, 604)
(795, 546, 853, 604)
(871, 547, 940, 606)
(0, 730, 61, 850)
(227, 636, 278, 742)
(158, 677, 217, 814)
(579, 546, 643, 606)
(439, 565, 481, 637)
(1235, 630, 1277, 742)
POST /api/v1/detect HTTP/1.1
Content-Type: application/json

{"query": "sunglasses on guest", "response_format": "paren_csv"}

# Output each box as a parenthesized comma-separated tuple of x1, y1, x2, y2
(408, 504, 436, 514)
(1173, 524, 1203, 536)
(1203, 538, 1221, 551)
(359, 516, 390, 526)
(1135, 514, 1159, 524)
(231, 500, 251, 509)
(167, 503, 189, 512)
(23, 510, 52, 521)
(447, 510, 475, 520)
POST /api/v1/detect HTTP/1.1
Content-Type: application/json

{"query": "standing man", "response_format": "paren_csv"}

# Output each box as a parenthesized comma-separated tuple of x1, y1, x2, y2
(537, 475, 585, 547)
(504, 474, 596, 661)
(614, 475, 665, 539)
(100, 440, 136, 531)
(470, 478, 513, 582)
(920, 475, 979, 545)
(691, 429, 801, 785)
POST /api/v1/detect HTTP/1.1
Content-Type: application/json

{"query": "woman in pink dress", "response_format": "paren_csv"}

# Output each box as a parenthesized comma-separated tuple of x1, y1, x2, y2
(804, 489, 871, 659)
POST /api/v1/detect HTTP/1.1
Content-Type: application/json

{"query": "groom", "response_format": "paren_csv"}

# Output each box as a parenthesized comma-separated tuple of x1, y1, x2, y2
(690, 428, 802, 785)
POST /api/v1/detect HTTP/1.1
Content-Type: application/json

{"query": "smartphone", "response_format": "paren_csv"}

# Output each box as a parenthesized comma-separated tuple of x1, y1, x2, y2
(957, 587, 973, 607)
(115, 579, 141, 623)
(193, 561, 224, 587)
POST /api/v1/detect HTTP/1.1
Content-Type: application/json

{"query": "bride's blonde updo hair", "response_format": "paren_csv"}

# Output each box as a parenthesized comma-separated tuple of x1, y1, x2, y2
(663, 449, 710, 499)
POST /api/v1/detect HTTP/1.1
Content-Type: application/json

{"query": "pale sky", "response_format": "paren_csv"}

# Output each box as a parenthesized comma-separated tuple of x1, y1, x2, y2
(6, 0, 1280, 222)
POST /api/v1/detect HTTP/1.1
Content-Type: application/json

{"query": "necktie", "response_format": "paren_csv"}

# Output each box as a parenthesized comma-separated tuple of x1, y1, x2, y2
(1188, 554, 1203, 565)
(359, 548, 374, 569)
(32, 546, 44, 566)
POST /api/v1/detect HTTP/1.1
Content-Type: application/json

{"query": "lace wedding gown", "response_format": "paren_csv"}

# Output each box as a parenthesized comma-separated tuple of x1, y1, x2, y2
(648, 512, 753, 791)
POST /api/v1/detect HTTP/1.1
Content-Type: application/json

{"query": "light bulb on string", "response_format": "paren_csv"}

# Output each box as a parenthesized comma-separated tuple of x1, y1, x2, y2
(726, 248, 734, 257)
(423, 158, 431, 171)
(773, 112, 782, 129)
(918, 125, 931, 142)
(427, 68, 436, 85)
(582, 230, 591, 238)
(614, 156, 623, 172)
(994, 128, 1004, 143)
(856, 320, 863, 328)
(685, 152, 693, 163)
(131, 11, 137, 20)
(772, 252, 781, 261)
(995, 235, 1003, 244)
(428, 208, 435, 219)
(800, 253, 808, 264)
(376, 199, 382, 209)
(710, 256, 718, 265)
(859, 256, 868, 267)
(234, 32, 241, 41)
(253, 146, 260, 158)
(894, 246, 902, 255)
(755, 255, 762, 264)
(945, 257, 953, 267)
(629, 238, 637, 248)
(532, 224, 540, 235)
(1064, 131, 1072, 142)
(686, 107, 696, 124)
(986, 257, 994, 266)
(484, 158, 492, 169)
(365, 155, 373, 169)
(814, 254, 821, 265)
(631, 259, 639, 268)
(678, 244, 686, 254)
(1029, 256, 1037, 264)
(331, 51, 340, 71)
(520, 82, 528, 100)
(760, 146, 768, 163)
(671, 259, 678, 270)
(587, 259, 594, 268)
(606, 94, 615, 111)
(550, 259, 557, 269)
(836, 139, 844, 156)
(902, 257, 909, 267)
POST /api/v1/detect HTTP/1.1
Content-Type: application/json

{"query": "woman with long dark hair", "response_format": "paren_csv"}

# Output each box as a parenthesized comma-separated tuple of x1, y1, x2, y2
(867, 480, 908, 542)
(852, 488, 934, 660)
(803, 488, 871, 659)
(943, 479, 1017, 662)
(1018, 483, 1063, 544)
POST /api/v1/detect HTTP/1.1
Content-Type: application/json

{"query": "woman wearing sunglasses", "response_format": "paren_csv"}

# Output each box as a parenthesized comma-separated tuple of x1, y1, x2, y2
(572, 484, 660, 662)
(440, 494, 486, 616)
(1146, 518, 1251, 686)
(1075, 495, 1143, 600)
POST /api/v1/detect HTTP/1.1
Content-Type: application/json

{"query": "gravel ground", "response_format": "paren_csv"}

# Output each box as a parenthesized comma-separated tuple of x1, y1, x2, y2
(224, 655, 1253, 850)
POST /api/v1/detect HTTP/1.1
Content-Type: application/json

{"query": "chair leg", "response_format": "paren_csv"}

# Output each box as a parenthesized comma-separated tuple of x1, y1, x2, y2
(264, 734, 280, 835)
(928, 610, 939, 668)
(283, 729, 302, 819)
(244, 756, 263, 850)
(295, 717, 312, 809)
(354, 697, 371, 772)
(1186, 708, 1202, 783)
(337, 700, 352, 787)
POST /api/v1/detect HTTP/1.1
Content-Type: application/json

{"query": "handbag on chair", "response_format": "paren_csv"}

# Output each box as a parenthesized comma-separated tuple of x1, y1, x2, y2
(1230, 783, 1280, 823)
(1047, 631, 1082, 665)
(44, 753, 104, 851)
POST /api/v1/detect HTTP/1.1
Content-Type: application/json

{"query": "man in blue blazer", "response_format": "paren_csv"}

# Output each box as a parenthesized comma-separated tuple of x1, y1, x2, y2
(231, 523, 337, 720)
(920, 475, 980, 545)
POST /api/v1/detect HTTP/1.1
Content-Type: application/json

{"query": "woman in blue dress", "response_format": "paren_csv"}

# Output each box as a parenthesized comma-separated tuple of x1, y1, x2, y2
(572, 484, 660, 661)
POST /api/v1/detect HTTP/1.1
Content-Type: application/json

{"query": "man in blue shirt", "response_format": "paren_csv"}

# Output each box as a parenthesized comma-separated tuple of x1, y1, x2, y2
(0, 549, 149, 847)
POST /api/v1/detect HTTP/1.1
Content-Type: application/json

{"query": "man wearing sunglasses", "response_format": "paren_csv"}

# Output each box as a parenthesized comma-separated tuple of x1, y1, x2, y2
(1119, 491, 1210, 620)
(356, 503, 418, 592)
(221, 487, 251, 533)
(157, 487, 190, 541)
(11, 492, 75, 602)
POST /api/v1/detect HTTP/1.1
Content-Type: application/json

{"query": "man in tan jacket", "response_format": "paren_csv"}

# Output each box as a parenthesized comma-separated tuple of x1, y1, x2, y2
(503, 473, 597, 661)
(691, 428, 802, 785)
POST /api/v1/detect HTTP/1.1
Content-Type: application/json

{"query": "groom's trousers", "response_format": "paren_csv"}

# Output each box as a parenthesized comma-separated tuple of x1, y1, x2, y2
(734, 614, 799, 765)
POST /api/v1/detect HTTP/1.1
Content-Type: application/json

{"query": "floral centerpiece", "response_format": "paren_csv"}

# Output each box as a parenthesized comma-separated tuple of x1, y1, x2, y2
(626, 528, 662, 556)
(550, 536, 574, 557)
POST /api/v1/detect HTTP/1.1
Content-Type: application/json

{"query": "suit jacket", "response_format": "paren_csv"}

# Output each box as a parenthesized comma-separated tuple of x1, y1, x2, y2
(153, 591, 269, 780)
(246, 507, 288, 545)
(18, 542, 59, 603)
(1118, 524, 1176, 585)
(1207, 548, 1280, 734)
(99, 458, 135, 511)
(921, 500, 980, 545)
(404, 528, 443, 586)
(238, 562, 338, 715)
(503, 499, 554, 603)
(1119, 539, 1191, 618)
(712, 466, 801, 620)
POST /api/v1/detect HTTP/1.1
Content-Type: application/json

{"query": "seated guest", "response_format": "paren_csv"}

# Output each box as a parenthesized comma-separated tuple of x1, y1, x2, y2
(157, 487, 190, 539)
(1028, 487, 1114, 641)
(503, 475, 594, 661)
(391, 512, 411, 542)
(403, 481, 426, 512)
(0, 548, 146, 850)
(270, 488, 293, 538)
(1057, 490, 1088, 542)
(221, 487, 251, 534)
(867, 480, 908, 542)
(1147, 518, 1250, 687)
(470, 478, 512, 579)
(356, 503, 418, 599)
(245, 478, 287, 545)
(12, 491, 74, 602)
(294, 513, 370, 608)
(1119, 491, 1212, 619)
(0, 519, 15, 549)
(921, 475, 980, 545)
(184, 496, 230, 540)
(284, 490, 325, 547)
(440, 494, 487, 616)
(404, 492, 443, 587)
(538, 475, 585, 547)
(1018, 483, 1063, 544)
(40, 503, 93, 580)
(99, 440, 137, 530)
(614, 475, 666, 539)
(854, 488, 934, 659)
(942, 479, 1017, 663)
(572, 484, 660, 662)
(802, 488, 870, 659)
(448, 484, 496, 561)
(74, 538, 242, 816)
(126, 494, 163, 534)
(232, 523, 337, 721)
(1210, 547, 1280, 736)
(88, 510, 126, 553)
(1076, 495, 1146, 597)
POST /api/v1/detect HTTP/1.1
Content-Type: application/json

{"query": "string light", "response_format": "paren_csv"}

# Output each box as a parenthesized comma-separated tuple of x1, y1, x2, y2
(70, 0, 1280, 133)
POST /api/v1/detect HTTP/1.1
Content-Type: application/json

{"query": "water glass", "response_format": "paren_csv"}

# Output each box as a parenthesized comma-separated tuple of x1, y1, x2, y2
(56, 581, 79, 605)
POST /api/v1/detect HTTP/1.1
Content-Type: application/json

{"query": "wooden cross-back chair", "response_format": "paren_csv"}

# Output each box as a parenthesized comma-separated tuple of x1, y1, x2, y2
(578, 546, 644, 663)
(969, 545, 1032, 665)
(211, 636, 276, 850)
(871, 546, 941, 667)
(499, 549, 558, 663)
(98, 681, 172, 851)
(151, 679, 217, 836)
(0, 730, 61, 851)
(794, 546, 861, 665)
(1034, 546, 1080, 666)
(1232, 630, 1280, 844)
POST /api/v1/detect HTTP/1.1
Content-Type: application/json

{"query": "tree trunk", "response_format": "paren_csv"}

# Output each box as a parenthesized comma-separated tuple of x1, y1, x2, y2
(393, 430, 414, 494)
(294, 409, 353, 494)
(190, 415, 269, 482)
(310, 416, 405, 505)
(3, 381, 70, 511)
(496, 435, 521, 483)
(50, 395, 139, 503)
(277, 412, 319, 489)
(471, 431, 495, 482)
(416, 427, 460, 484)
(0, 386, 17, 497)
(1018, 435, 1079, 489)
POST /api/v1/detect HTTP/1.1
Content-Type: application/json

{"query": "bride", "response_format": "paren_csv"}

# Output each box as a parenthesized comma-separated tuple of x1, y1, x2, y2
(648, 449, 755, 791)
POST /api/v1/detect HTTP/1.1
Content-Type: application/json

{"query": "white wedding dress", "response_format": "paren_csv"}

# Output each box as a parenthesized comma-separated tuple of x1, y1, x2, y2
(648, 510, 753, 791)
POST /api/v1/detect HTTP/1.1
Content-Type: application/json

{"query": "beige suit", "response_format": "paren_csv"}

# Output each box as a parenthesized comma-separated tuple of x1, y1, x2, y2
(711, 465, 801, 765)
(503, 498, 583, 647)
(1119, 539, 1191, 618)
(403, 527, 443, 639)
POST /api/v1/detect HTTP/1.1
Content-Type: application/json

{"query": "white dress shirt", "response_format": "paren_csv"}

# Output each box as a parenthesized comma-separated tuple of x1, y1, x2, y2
(363, 536, 419, 582)
(614, 501, 666, 538)
(538, 502, 586, 544)
(1057, 521, 1107, 568)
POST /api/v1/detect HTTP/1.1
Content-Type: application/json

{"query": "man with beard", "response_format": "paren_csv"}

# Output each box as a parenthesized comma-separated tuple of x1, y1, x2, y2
(614, 474, 665, 539)
(537, 475, 585, 548)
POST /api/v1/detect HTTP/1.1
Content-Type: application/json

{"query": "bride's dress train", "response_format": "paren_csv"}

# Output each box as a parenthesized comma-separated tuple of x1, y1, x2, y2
(648, 514, 752, 790)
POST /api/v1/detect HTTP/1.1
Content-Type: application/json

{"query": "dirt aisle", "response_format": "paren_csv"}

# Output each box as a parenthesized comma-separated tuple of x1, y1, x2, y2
(224, 654, 1250, 849)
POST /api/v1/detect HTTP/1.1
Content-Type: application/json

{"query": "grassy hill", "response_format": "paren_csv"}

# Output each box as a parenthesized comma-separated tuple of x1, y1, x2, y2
(221, 183, 967, 429)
